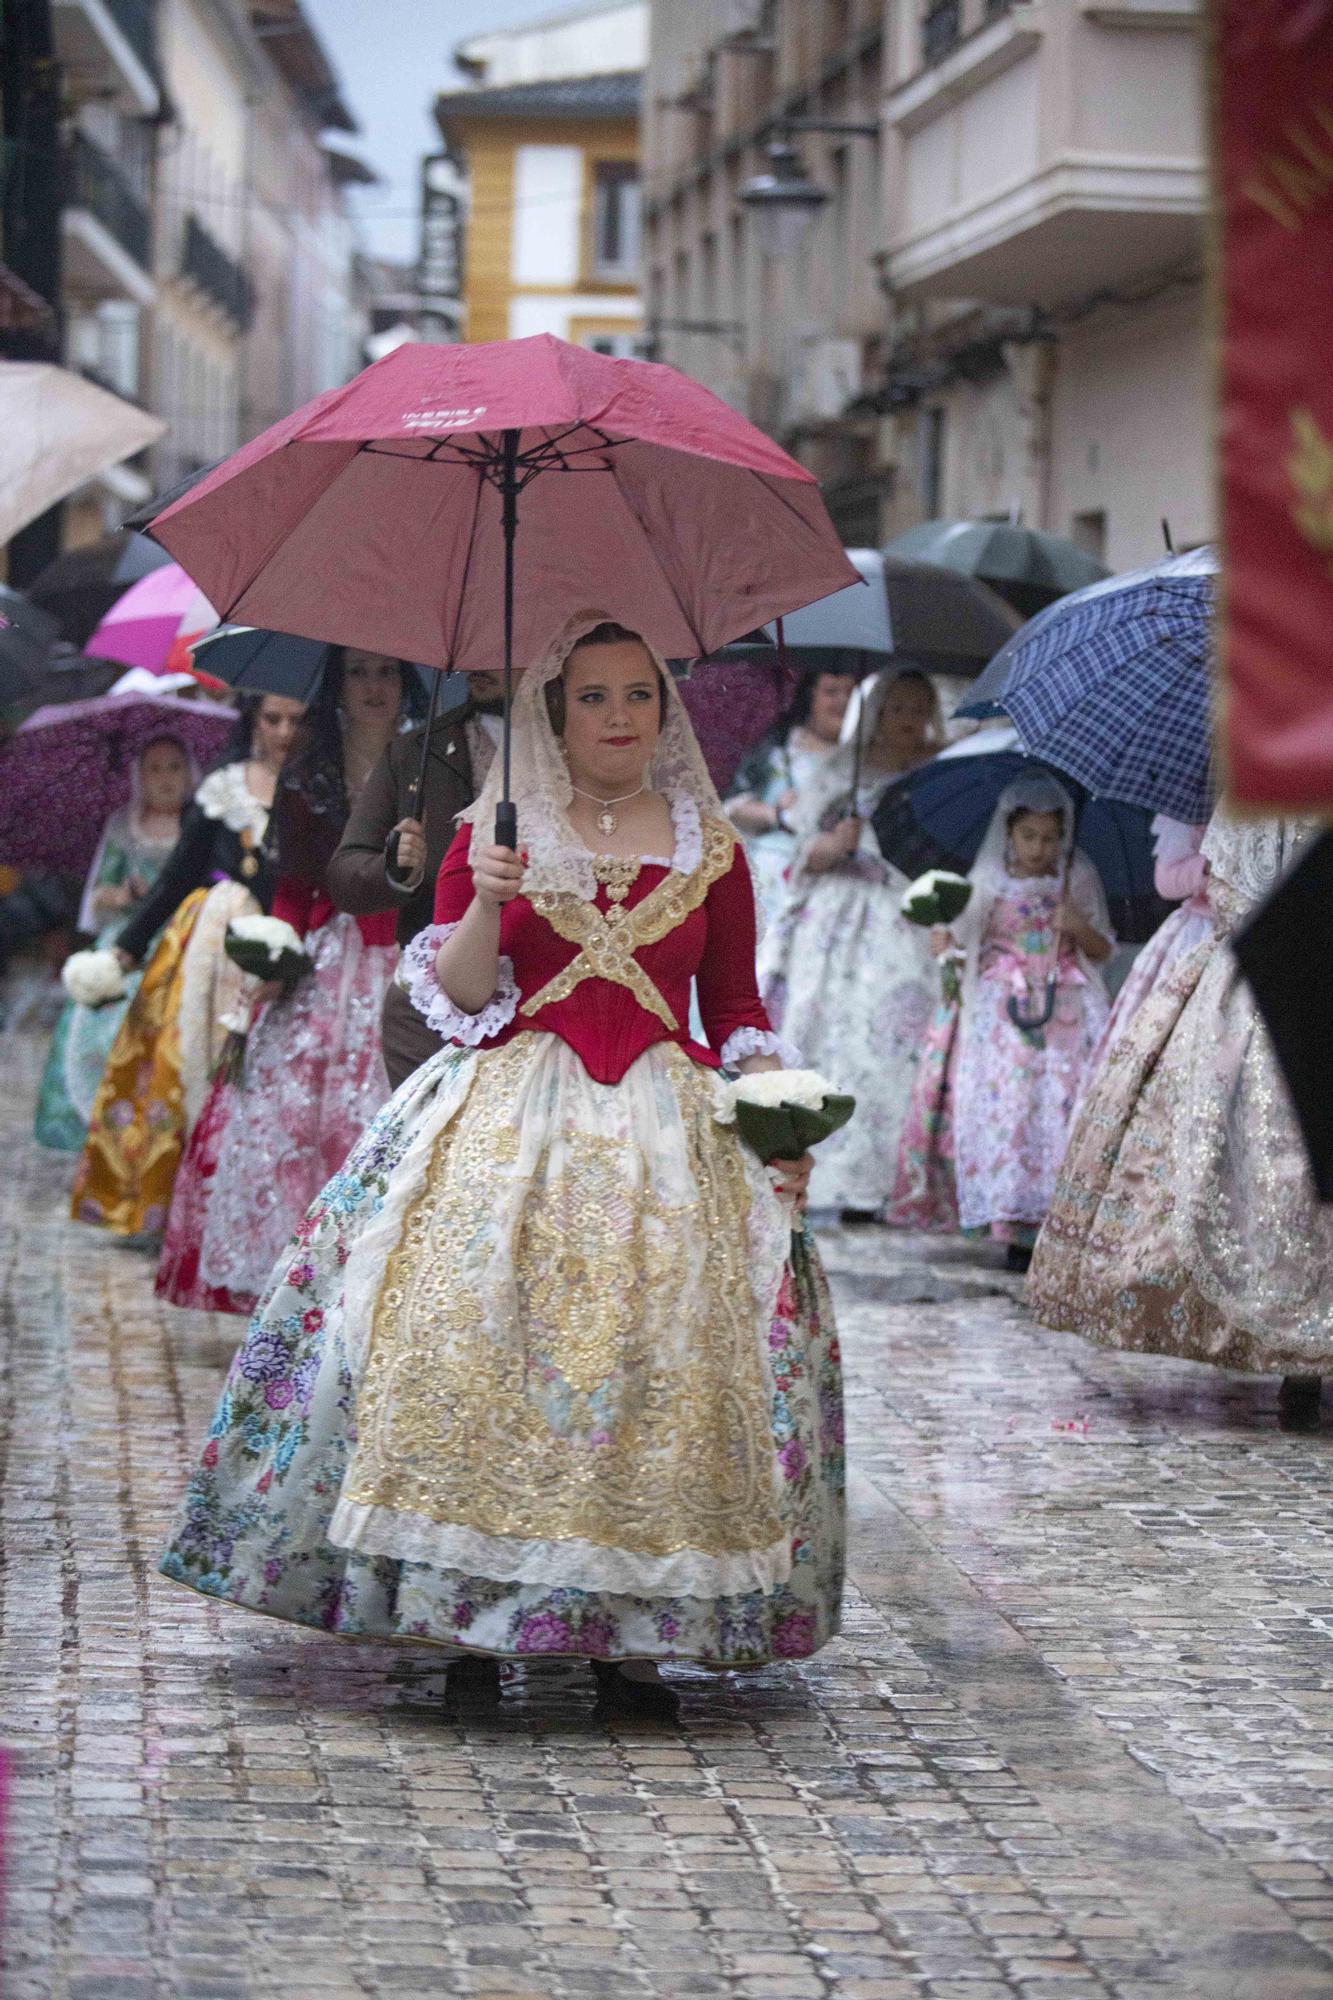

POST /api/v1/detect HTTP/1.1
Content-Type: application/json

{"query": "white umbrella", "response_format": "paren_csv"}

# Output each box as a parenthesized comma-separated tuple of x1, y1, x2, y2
(0, 362, 165, 545)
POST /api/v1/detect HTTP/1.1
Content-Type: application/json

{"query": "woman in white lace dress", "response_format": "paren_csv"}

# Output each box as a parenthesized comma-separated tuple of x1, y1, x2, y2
(158, 615, 845, 1718)
(757, 668, 941, 1217)
(1029, 807, 1333, 1424)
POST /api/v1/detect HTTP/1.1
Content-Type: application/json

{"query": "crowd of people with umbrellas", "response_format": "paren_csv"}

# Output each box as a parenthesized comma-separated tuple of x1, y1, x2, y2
(1, 333, 1328, 1712)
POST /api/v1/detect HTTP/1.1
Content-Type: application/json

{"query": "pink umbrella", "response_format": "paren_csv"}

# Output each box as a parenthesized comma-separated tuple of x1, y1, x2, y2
(85, 562, 218, 677)
(0, 689, 236, 877)
(147, 334, 857, 843)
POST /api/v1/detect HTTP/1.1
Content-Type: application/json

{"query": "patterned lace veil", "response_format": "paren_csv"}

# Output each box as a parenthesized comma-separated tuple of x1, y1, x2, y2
(461, 609, 726, 903)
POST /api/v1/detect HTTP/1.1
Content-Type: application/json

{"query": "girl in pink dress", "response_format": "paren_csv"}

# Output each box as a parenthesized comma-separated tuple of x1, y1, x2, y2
(942, 776, 1113, 1269)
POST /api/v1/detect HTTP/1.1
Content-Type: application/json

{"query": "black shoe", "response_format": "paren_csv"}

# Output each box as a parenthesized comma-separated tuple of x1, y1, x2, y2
(1005, 1242, 1033, 1274)
(1279, 1374, 1323, 1432)
(589, 1659, 680, 1719)
(444, 1656, 503, 1706)
(840, 1207, 881, 1226)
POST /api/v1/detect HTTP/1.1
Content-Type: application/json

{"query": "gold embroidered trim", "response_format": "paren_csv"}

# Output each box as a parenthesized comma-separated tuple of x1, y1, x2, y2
(520, 814, 735, 1030)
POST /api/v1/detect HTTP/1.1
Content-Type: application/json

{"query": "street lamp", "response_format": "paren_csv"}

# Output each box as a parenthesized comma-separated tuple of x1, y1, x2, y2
(738, 138, 830, 259)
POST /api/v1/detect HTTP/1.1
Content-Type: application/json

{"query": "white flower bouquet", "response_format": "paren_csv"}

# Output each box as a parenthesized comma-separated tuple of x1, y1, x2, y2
(224, 914, 310, 990)
(901, 870, 972, 1003)
(900, 869, 972, 927)
(719, 1067, 855, 1165)
(61, 947, 127, 1009)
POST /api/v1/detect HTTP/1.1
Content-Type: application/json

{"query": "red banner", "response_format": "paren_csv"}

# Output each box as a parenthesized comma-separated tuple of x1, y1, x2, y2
(1213, 0, 1333, 808)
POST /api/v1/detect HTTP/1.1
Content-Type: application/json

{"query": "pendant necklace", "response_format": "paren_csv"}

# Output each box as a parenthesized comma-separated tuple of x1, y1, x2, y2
(571, 783, 647, 837)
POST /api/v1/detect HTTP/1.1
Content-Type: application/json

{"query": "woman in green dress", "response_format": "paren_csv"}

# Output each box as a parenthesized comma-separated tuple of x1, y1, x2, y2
(35, 736, 194, 1151)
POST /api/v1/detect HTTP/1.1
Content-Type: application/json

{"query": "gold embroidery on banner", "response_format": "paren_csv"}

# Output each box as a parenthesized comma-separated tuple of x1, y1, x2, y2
(342, 1033, 782, 1562)
(519, 814, 736, 1031)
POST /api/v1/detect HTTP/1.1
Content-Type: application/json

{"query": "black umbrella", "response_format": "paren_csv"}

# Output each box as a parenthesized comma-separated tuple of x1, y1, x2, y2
(0, 588, 61, 709)
(885, 520, 1110, 619)
(1234, 829, 1333, 1200)
(190, 624, 468, 879)
(27, 532, 173, 648)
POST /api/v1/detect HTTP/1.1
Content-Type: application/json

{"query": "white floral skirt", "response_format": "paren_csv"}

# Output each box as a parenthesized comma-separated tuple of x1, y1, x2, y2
(159, 1034, 846, 1665)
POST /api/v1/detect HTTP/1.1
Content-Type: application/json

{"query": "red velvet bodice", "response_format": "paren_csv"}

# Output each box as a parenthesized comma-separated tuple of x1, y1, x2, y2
(431, 816, 774, 1085)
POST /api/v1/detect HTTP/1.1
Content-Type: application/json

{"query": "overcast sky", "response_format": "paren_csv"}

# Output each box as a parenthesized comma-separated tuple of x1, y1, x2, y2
(304, 0, 560, 264)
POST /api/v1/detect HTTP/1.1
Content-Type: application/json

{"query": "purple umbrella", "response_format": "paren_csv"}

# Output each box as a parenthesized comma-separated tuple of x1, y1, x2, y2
(0, 689, 236, 877)
(678, 654, 793, 797)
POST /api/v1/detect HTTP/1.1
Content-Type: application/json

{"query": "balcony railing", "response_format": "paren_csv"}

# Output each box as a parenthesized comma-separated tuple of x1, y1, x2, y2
(922, 1, 962, 63)
(66, 131, 152, 271)
(182, 213, 254, 330)
(105, 0, 157, 79)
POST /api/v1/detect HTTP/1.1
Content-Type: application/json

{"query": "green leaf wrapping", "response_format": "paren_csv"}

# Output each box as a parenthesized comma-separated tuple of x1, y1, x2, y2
(901, 871, 973, 928)
(223, 935, 311, 990)
(733, 1094, 856, 1164)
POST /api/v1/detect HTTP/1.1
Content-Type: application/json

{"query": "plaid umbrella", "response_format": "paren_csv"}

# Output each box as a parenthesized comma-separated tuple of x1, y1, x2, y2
(954, 549, 1216, 824)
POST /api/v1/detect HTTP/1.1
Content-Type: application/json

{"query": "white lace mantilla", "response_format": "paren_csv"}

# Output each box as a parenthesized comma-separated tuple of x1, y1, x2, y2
(194, 763, 270, 841)
(399, 922, 519, 1044)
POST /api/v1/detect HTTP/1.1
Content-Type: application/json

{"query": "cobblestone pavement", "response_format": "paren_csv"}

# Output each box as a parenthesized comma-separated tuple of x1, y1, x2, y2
(4, 1020, 1333, 2000)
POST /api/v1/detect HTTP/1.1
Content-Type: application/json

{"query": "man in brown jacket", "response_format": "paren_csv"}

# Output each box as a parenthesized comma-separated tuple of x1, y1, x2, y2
(327, 670, 505, 1088)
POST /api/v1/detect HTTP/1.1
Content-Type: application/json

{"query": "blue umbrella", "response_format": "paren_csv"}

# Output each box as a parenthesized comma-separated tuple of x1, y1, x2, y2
(955, 548, 1216, 824)
(870, 727, 1168, 945)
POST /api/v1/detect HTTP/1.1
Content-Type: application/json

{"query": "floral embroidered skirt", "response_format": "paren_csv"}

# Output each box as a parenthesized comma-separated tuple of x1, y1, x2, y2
(157, 914, 395, 1316)
(159, 1034, 846, 1665)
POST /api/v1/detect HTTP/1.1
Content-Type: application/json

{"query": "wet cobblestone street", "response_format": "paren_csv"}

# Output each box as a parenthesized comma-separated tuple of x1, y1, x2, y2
(4, 1023, 1333, 1999)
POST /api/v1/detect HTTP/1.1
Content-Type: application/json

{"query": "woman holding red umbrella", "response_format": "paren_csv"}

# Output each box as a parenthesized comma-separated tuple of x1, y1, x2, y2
(158, 614, 845, 1717)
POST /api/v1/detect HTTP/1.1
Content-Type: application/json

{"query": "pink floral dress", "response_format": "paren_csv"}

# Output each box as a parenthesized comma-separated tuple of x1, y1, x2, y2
(953, 869, 1110, 1240)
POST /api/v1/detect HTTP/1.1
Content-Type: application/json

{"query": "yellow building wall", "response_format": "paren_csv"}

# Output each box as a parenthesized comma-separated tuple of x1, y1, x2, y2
(457, 116, 640, 345)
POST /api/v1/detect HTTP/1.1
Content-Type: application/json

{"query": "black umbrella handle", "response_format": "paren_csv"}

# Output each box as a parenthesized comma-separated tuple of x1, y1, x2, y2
(385, 828, 410, 885)
(495, 801, 517, 851)
(1008, 975, 1057, 1031)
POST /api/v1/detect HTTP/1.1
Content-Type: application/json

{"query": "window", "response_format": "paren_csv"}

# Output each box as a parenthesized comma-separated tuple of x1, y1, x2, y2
(1071, 509, 1107, 563)
(922, 0, 961, 63)
(920, 405, 946, 517)
(592, 161, 640, 280)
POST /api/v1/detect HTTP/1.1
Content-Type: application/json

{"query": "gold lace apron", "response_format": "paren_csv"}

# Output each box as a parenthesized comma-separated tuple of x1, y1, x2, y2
(71, 887, 208, 1235)
(331, 1034, 791, 1598)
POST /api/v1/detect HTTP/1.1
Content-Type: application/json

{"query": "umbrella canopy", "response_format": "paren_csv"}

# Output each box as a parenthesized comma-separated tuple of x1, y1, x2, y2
(0, 690, 236, 877)
(768, 547, 1019, 674)
(955, 548, 1216, 823)
(0, 588, 61, 708)
(190, 623, 446, 712)
(27, 532, 174, 649)
(870, 725, 1167, 944)
(884, 519, 1109, 618)
(86, 563, 219, 677)
(0, 363, 165, 545)
(146, 334, 857, 674)
(677, 655, 793, 797)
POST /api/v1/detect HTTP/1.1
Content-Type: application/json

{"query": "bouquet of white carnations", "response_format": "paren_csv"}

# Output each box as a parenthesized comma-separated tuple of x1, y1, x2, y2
(719, 1067, 855, 1167)
(901, 869, 972, 1003)
(223, 914, 310, 990)
(60, 947, 127, 1009)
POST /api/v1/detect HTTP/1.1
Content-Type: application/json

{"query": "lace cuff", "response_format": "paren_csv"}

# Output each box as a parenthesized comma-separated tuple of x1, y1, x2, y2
(720, 1025, 802, 1069)
(398, 922, 519, 1047)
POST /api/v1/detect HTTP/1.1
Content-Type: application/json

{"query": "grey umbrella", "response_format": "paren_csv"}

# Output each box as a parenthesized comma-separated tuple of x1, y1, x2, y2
(0, 588, 60, 707)
(760, 547, 1019, 675)
(884, 519, 1109, 618)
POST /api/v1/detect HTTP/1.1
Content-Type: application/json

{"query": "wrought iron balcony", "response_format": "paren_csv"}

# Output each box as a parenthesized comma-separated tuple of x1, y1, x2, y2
(922, 1, 962, 63)
(181, 213, 254, 330)
(66, 131, 152, 271)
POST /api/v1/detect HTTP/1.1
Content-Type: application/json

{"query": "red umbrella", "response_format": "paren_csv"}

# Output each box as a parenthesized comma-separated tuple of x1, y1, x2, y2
(147, 334, 857, 844)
